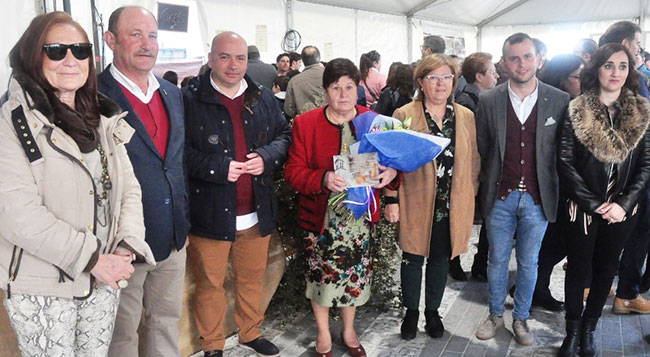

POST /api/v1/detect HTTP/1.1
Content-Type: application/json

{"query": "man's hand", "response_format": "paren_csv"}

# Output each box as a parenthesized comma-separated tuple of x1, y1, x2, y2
(244, 152, 264, 176)
(324, 171, 346, 193)
(228, 161, 246, 182)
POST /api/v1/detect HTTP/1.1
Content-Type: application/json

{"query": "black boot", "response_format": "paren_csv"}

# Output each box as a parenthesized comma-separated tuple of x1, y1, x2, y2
(424, 309, 444, 338)
(557, 319, 581, 357)
(580, 317, 599, 357)
(401, 309, 419, 340)
(449, 257, 468, 281)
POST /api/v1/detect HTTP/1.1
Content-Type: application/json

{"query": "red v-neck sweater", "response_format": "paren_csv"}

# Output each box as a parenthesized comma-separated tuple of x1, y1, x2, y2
(215, 90, 255, 216)
(118, 82, 170, 159)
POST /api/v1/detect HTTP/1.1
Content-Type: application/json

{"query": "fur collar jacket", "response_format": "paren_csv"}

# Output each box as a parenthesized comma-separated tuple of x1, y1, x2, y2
(568, 88, 650, 163)
(559, 87, 650, 215)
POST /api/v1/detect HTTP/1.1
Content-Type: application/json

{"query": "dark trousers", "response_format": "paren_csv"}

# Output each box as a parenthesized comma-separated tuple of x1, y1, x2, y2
(563, 205, 639, 320)
(471, 225, 489, 274)
(534, 222, 566, 296)
(616, 187, 650, 299)
(401, 218, 451, 310)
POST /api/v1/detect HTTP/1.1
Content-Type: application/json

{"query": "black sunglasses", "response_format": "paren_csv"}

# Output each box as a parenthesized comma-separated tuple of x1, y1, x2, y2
(42, 43, 93, 61)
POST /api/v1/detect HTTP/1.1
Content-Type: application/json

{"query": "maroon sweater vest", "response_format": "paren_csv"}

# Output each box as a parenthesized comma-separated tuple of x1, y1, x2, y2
(497, 99, 541, 203)
(118, 83, 170, 158)
(215, 90, 255, 216)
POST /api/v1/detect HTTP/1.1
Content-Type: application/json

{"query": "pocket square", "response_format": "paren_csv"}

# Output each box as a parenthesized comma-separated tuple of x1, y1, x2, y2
(544, 117, 556, 126)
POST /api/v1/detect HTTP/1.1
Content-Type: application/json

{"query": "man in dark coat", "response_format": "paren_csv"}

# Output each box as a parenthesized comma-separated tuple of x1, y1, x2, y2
(474, 32, 569, 346)
(246, 45, 277, 90)
(183, 31, 290, 357)
(99, 6, 190, 357)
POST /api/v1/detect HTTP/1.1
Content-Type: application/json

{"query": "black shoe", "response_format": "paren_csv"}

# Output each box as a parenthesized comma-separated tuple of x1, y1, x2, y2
(204, 350, 223, 357)
(471, 268, 488, 281)
(532, 293, 564, 312)
(580, 317, 599, 357)
(509, 285, 516, 298)
(401, 309, 419, 340)
(558, 319, 580, 357)
(240, 337, 280, 356)
(449, 257, 468, 281)
(424, 309, 444, 338)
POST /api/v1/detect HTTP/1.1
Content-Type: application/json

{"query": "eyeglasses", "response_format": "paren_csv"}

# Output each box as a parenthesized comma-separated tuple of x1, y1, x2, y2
(43, 43, 93, 61)
(420, 45, 430, 51)
(424, 73, 454, 82)
(482, 70, 498, 76)
(568, 75, 581, 80)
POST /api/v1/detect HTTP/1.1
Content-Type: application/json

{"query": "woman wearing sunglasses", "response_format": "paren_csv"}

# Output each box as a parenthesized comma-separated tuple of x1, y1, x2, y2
(385, 54, 480, 340)
(0, 11, 154, 356)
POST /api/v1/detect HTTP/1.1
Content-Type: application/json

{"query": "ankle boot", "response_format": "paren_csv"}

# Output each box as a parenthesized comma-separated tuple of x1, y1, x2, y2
(580, 317, 599, 357)
(424, 309, 444, 338)
(400, 309, 419, 340)
(557, 318, 581, 357)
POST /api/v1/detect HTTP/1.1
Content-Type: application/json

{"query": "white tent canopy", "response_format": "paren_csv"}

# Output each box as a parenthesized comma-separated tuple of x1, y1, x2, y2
(1, 0, 649, 89)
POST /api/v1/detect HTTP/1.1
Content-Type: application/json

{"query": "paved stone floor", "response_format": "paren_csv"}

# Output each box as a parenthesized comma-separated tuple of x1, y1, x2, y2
(210, 226, 650, 356)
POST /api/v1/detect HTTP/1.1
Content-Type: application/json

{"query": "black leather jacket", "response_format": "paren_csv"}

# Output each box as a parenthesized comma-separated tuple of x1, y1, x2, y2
(558, 89, 650, 215)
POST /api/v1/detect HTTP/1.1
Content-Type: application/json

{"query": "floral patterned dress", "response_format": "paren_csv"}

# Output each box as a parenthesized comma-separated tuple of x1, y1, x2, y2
(304, 121, 373, 307)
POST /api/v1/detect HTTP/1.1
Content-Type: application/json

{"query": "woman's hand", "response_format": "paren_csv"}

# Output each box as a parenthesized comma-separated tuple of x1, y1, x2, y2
(90, 254, 135, 289)
(324, 171, 346, 192)
(384, 203, 399, 222)
(373, 165, 397, 189)
(598, 202, 627, 223)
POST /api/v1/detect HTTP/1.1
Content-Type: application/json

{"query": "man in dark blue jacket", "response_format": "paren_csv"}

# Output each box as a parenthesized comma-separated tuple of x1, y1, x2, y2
(98, 6, 189, 357)
(183, 31, 290, 357)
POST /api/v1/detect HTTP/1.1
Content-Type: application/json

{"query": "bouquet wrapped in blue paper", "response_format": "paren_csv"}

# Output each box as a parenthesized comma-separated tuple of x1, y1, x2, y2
(331, 111, 449, 219)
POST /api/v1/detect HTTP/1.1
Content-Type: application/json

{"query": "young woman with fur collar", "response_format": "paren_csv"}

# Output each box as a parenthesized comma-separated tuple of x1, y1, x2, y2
(557, 43, 650, 357)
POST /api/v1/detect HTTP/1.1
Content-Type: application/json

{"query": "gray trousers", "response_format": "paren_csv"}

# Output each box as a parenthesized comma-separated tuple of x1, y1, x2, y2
(108, 247, 186, 357)
(4, 283, 120, 357)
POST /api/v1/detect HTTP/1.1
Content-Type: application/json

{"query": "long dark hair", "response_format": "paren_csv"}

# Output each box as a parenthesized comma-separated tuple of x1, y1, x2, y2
(541, 54, 584, 91)
(359, 50, 380, 81)
(580, 43, 639, 94)
(9, 11, 100, 152)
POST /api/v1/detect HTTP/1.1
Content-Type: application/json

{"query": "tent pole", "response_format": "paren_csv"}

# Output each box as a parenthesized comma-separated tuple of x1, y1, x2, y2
(477, 26, 482, 52)
(63, 0, 70, 14)
(285, 0, 295, 33)
(90, 0, 103, 71)
(407, 15, 413, 63)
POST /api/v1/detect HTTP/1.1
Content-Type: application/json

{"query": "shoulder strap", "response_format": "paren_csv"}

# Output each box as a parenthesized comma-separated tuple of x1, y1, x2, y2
(363, 79, 380, 101)
(11, 106, 42, 163)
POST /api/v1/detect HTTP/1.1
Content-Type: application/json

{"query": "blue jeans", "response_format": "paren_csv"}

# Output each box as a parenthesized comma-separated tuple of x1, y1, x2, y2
(485, 191, 548, 320)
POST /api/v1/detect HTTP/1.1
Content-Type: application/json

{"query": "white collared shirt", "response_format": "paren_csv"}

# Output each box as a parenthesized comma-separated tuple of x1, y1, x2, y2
(507, 79, 538, 124)
(208, 74, 256, 230)
(109, 64, 160, 104)
(210, 75, 247, 100)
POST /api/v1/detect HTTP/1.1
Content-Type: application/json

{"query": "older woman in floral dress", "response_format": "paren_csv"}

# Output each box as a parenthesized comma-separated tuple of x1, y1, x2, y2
(285, 58, 399, 357)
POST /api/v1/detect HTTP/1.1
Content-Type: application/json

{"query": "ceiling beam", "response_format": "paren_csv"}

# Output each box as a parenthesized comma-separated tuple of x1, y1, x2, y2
(295, 0, 405, 18)
(476, 0, 530, 28)
(405, 0, 439, 17)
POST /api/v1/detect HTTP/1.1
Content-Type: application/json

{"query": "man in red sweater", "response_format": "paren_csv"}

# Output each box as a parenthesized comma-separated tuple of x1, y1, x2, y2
(183, 32, 290, 357)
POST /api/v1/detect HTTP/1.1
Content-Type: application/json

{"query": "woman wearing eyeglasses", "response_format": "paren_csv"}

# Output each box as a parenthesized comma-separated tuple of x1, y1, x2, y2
(0, 12, 154, 356)
(384, 54, 480, 340)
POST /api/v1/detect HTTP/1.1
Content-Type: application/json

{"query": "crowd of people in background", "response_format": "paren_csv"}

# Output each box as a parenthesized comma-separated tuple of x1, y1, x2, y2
(3, 5, 650, 357)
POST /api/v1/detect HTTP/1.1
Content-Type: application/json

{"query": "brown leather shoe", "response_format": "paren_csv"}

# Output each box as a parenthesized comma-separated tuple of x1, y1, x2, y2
(613, 295, 650, 314)
(340, 333, 366, 357)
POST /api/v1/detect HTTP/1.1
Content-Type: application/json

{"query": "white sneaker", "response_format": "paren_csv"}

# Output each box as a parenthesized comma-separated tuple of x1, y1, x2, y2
(476, 314, 504, 340)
